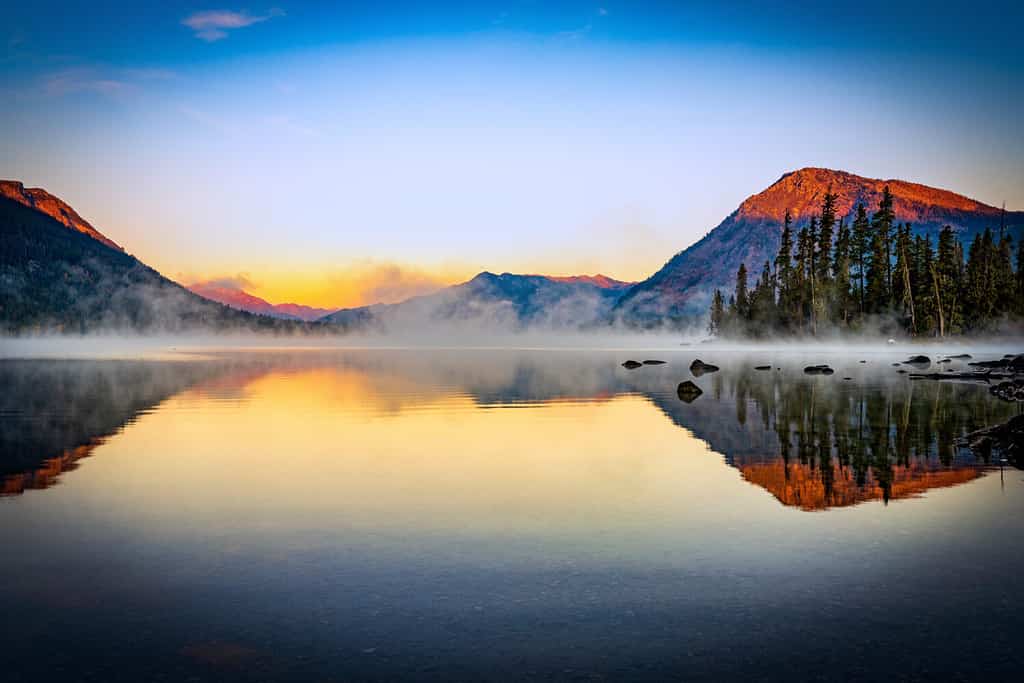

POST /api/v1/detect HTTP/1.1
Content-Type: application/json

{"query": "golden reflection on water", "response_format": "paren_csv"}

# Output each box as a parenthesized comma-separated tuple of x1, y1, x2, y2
(81, 365, 743, 537)
(2, 350, 1011, 535)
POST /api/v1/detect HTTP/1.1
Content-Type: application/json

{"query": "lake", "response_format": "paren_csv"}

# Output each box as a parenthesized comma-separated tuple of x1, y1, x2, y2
(2, 347, 1023, 681)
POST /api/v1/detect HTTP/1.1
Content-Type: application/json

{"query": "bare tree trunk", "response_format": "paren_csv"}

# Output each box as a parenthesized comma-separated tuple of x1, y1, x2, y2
(901, 244, 916, 335)
(930, 265, 944, 338)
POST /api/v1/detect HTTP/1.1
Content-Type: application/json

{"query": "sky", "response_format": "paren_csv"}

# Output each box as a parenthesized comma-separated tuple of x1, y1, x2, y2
(2, 1, 1023, 308)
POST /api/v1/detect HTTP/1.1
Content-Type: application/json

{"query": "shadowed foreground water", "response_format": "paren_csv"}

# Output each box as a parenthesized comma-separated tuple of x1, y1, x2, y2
(1, 348, 1023, 681)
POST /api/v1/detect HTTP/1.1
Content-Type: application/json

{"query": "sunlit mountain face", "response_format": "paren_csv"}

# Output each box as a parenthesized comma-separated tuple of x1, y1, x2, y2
(615, 168, 1024, 324)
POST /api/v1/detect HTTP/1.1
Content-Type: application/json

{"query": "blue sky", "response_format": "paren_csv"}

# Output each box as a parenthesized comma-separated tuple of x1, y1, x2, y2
(2, 1, 1022, 307)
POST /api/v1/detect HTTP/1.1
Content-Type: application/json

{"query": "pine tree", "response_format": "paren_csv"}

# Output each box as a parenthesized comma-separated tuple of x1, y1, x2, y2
(1016, 239, 1024, 317)
(865, 220, 889, 315)
(775, 210, 795, 328)
(936, 226, 963, 334)
(795, 226, 813, 330)
(832, 217, 852, 325)
(994, 235, 1015, 315)
(708, 289, 725, 335)
(817, 190, 837, 284)
(850, 204, 871, 317)
(871, 186, 896, 305)
(964, 229, 997, 330)
(734, 262, 749, 319)
(892, 223, 914, 329)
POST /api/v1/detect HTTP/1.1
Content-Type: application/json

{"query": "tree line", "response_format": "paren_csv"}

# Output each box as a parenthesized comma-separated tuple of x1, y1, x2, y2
(708, 187, 1024, 337)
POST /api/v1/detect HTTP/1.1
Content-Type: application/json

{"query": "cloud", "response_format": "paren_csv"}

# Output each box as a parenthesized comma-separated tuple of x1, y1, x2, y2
(329, 261, 458, 306)
(182, 8, 284, 42)
(38, 66, 176, 98)
(42, 68, 128, 96)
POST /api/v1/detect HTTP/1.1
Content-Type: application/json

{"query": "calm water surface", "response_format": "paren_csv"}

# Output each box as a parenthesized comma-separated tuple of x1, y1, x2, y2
(1, 348, 1023, 681)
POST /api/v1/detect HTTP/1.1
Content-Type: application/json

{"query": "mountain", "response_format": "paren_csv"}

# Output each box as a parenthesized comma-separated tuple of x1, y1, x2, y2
(0, 190, 313, 334)
(1, 180, 123, 252)
(187, 281, 336, 321)
(613, 167, 1024, 326)
(321, 272, 632, 332)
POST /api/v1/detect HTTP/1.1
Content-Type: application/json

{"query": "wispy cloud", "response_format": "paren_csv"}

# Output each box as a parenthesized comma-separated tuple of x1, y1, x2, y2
(38, 66, 175, 98)
(182, 8, 284, 42)
(42, 68, 127, 96)
(329, 261, 459, 306)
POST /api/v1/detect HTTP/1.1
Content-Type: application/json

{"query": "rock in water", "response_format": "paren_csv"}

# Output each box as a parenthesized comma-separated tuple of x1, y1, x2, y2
(903, 355, 931, 368)
(677, 380, 703, 403)
(642, 360, 666, 365)
(754, 365, 771, 371)
(689, 359, 720, 376)
(622, 360, 643, 369)
(990, 379, 1024, 402)
(803, 365, 834, 375)
(945, 354, 971, 360)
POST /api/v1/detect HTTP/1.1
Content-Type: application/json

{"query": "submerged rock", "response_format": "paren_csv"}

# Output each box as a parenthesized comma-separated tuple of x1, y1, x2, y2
(621, 360, 643, 369)
(642, 360, 666, 365)
(689, 359, 720, 377)
(803, 365, 835, 375)
(676, 380, 703, 403)
(990, 379, 1024, 402)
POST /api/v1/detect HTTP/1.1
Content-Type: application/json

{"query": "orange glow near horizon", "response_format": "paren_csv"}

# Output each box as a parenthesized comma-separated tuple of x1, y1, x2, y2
(177, 256, 653, 310)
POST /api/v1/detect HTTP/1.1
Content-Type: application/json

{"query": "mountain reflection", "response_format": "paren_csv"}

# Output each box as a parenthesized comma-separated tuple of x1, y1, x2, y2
(0, 350, 1016, 508)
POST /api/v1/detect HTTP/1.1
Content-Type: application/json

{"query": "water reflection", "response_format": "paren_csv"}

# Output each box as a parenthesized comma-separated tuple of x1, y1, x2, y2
(0, 350, 1016, 508)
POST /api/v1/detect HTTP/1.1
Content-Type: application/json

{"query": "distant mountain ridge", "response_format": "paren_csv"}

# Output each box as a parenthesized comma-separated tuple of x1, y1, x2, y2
(321, 271, 629, 331)
(613, 167, 1024, 325)
(0, 180, 123, 252)
(187, 281, 336, 321)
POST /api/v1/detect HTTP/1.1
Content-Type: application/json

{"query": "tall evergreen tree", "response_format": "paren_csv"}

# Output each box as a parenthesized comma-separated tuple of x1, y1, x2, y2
(775, 210, 796, 329)
(964, 229, 997, 330)
(850, 204, 871, 316)
(817, 190, 837, 284)
(865, 220, 889, 315)
(871, 186, 896, 305)
(935, 226, 963, 334)
(708, 289, 725, 335)
(994, 235, 1015, 315)
(832, 217, 852, 325)
(1016, 239, 1024, 317)
(734, 262, 749, 320)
